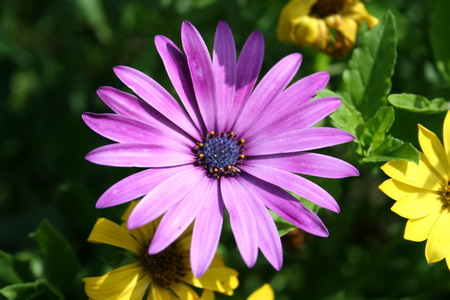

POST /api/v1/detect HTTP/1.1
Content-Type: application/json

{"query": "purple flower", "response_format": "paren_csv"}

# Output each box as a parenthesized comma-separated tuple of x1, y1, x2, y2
(83, 21, 358, 277)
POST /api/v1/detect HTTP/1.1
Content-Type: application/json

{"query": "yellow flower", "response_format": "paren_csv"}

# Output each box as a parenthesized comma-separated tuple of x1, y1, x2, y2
(201, 283, 274, 300)
(277, 0, 378, 57)
(379, 111, 450, 270)
(83, 203, 239, 299)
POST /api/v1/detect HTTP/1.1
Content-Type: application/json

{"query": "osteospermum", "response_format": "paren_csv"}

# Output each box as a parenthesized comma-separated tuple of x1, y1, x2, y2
(277, 0, 378, 56)
(83, 203, 238, 299)
(380, 112, 450, 270)
(83, 20, 358, 277)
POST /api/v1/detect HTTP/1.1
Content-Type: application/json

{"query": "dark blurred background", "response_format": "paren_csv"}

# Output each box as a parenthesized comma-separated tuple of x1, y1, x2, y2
(1, 0, 449, 299)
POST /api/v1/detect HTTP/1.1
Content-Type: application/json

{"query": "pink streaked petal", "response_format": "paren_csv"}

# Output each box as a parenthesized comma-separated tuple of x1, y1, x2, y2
(220, 178, 258, 268)
(191, 180, 224, 277)
(181, 21, 216, 132)
(241, 173, 328, 237)
(96, 165, 193, 208)
(235, 177, 283, 270)
(82, 113, 190, 150)
(225, 31, 264, 130)
(213, 21, 236, 133)
(154, 35, 205, 132)
(247, 97, 341, 142)
(148, 176, 212, 254)
(127, 167, 204, 229)
(247, 72, 330, 135)
(85, 143, 193, 168)
(113, 66, 201, 140)
(246, 127, 355, 156)
(248, 152, 359, 179)
(242, 164, 340, 212)
(96, 87, 194, 146)
(232, 53, 302, 134)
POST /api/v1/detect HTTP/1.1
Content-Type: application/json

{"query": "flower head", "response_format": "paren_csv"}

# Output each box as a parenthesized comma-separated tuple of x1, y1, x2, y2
(380, 111, 450, 270)
(277, 0, 378, 56)
(83, 203, 239, 299)
(83, 20, 358, 277)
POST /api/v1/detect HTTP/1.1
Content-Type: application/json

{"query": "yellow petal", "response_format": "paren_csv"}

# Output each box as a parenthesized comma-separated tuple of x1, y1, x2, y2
(148, 284, 171, 300)
(418, 124, 450, 180)
(121, 201, 139, 222)
(247, 284, 275, 300)
(277, 0, 317, 41)
(425, 210, 450, 263)
(380, 158, 442, 191)
(200, 290, 215, 300)
(404, 211, 440, 242)
(444, 111, 450, 167)
(171, 283, 200, 300)
(83, 263, 147, 299)
(88, 218, 142, 254)
(391, 193, 442, 219)
(183, 268, 239, 296)
(379, 179, 428, 201)
(177, 234, 193, 252)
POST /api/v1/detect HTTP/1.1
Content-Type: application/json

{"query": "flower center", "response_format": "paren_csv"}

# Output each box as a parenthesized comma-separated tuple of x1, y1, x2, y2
(310, 0, 346, 18)
(194, 131, 245, 179)
(142, 244, 186, 288)
(440, 180, 450, 211)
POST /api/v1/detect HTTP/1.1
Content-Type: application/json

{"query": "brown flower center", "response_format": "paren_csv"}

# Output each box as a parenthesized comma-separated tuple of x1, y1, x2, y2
(142, 244, 186, 288)
(440, 180, 450, 210)
(310, 0, 346, 18)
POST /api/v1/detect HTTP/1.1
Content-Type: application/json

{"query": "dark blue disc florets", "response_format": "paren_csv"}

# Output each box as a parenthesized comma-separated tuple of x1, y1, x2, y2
(194, 131, 245, 179)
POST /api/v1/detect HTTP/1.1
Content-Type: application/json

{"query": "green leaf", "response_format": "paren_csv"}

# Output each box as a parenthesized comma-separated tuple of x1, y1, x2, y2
(0, 280, 59, 300)
(271, 212, 296, 237)
(362, 107, 394, 152)
(388, 93, 449, 114)
(30, 220, 81, 295)
(0, 250, 22, 285)
(362, 135, 419, 163)
(317, 89, 364, 136)
(340, 12, 397, 119)
(430, 0, 450, 85)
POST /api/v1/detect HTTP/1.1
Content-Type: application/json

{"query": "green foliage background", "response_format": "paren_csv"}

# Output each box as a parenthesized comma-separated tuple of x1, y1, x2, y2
(1, 0, 450, 299)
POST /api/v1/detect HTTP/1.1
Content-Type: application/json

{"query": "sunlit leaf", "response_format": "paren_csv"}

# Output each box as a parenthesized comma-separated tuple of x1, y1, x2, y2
(388, 93, 449, 114)
(340, 12, 397, 119)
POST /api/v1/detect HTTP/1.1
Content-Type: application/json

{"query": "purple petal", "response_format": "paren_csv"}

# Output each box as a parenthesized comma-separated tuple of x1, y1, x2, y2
(241, 173, 328, 237)
(154, 35, 205, 132)
(247, 72, 330, 135)
(127, 167, 204, 229)
(181, 21, 216, 132)
(96, 86, 195, 145)
(213, 21, 236, 133)
(246, 127, 355, 156)
(220, 178, 258, 268)
(234, 177, 283, 270)
(242, 164, 340, 212)
(248, 152, 359, 179)
(190, 180, 224, 277)
(96, 165, 192, 208)
(113, 66, 201, 140)
(82, 113, 190, 150)
(85, 143, 193, 168)
(225, 31, 264, 130)
(232, 53, 302, 134)
(148, 176, 212, 254)
(247, 97, 341, 142)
